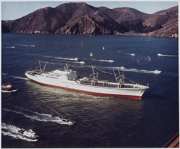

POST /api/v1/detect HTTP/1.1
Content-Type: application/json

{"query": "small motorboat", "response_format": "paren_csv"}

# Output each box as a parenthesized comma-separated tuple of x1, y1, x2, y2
(157, 53, 163, 56)
(2, 83, 12, 90)
(1, 83, 18, 92)
(154, 69, 161, 74)
(18, 129, 39, 139)
(79, 61, 85, 64)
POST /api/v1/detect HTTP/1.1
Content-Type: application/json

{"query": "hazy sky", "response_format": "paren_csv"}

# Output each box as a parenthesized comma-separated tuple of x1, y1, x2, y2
(1, 1, 178, 20)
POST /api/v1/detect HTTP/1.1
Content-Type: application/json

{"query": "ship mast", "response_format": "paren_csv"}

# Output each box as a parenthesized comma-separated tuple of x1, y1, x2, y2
(43, 62, 47, 72)
(64, 64, 69, 71)
(90, 66, 99, 85)
(38, 60, 42, 71)
(113, 68, 124, 88)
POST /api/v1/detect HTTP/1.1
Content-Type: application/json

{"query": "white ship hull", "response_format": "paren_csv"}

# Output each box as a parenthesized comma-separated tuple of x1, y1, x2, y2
(25, 71, 148, 100)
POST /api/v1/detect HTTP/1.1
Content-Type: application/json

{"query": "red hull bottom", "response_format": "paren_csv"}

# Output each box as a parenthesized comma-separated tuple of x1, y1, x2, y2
(29, 79, 142, 100)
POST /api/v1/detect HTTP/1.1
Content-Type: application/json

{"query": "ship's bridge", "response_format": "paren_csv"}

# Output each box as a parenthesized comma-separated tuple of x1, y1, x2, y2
(52, 69, 78, 80)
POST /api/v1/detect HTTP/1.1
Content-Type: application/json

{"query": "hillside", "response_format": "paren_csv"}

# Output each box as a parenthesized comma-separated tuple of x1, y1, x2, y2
(2, 2, 178, 38)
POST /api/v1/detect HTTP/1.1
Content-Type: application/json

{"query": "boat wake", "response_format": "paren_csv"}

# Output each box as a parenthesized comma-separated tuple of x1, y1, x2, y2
(124, 68, 161, 74)
(93, 59, 114, 63)
(118, 51, 136, 56)
(16, 44, 35, 47)
(96, 66, 161, 74)
(157, 53, 178, 57)
(3, 106, 74, 125)
(2, 73, 29, 80)
(34, 60, 161, 75)
(73, 61, 85, 64)
(2, 73, 8, 76)
(45, 55, 78, 61)
(2, 88, 18, 93)
(2, 123, 38, 142)
(6, 46, 15, 48)
(44, 54, 114, 63)
(127, 53, 135, 56)
(11, 75, 29, 80)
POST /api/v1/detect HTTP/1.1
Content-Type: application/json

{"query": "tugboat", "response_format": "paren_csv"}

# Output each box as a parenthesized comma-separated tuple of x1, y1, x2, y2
(25, 60, 149, 100)
(2, 83, 12, 90)
(1, 83, 18, 92)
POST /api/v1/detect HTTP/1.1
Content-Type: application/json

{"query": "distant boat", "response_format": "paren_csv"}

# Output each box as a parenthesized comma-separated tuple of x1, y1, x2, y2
(130, 53, 135, 56)
(120, 66, 125, 70)
(79, 61, 85, 64)
(103, 47, 105, 50)
(157, 53, 163, 56)
(154, 70, 161, 74)
(90, 52, 93, 57)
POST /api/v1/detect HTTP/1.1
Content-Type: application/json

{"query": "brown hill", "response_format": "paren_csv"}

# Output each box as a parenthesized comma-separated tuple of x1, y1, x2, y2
(2, 2, 178, 38)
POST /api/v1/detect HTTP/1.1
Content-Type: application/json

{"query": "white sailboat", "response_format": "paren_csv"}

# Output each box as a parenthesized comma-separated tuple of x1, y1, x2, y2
(90, 52, 93, 57)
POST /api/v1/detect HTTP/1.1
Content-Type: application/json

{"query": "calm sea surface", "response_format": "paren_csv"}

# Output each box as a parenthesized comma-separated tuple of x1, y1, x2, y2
(2, 33, 178, 147)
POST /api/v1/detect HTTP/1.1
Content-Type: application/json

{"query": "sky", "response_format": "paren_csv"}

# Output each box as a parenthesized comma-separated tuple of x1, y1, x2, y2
(1, 1, 178, 20)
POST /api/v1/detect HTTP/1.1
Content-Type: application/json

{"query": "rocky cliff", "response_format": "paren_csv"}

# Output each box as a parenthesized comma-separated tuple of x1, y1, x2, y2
(2, 2, 178, 38)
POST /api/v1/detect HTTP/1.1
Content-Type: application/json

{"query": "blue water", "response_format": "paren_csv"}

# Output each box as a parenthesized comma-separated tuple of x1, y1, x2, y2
(2, 33, 178, 147)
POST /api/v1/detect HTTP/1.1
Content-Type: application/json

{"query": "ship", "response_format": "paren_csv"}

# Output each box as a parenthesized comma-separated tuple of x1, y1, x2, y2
(25, 61, 149, 100)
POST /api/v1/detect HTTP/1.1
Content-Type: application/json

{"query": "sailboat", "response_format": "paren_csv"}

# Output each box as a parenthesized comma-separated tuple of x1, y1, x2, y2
(90, 52, 93, 57)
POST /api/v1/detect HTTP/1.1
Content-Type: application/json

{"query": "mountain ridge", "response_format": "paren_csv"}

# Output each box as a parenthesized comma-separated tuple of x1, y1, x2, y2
(2, 2, 178, 38)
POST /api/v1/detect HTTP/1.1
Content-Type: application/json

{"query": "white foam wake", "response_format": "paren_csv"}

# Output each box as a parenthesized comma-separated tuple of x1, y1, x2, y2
(2, 73, 8, 75)
(97, 59, 114, 63)
(6, 46, 15, 48)
(3, 107, 74, 125)
(2, 89, 18, 93)
(116, 67, 161, 74)
(12, 75, 29, 80)
(127, 53, 135, 56)
(157, 53, 178, 57)
(16, 44, 35, 47)
(90, 58, 114, 63)
(96, 66, 161, 74)
(45, 55, 78, 61)
(2, 123, 38, 142)
(2, 73, 28, 80)
(73, 61, 85, 64)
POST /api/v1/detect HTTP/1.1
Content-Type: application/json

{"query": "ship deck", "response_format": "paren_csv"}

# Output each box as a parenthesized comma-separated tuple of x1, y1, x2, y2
(79, 80, 133, 89)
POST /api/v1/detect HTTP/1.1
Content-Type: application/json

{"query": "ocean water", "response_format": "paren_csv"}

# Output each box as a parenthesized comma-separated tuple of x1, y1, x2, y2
(2, 33, 178, 147)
